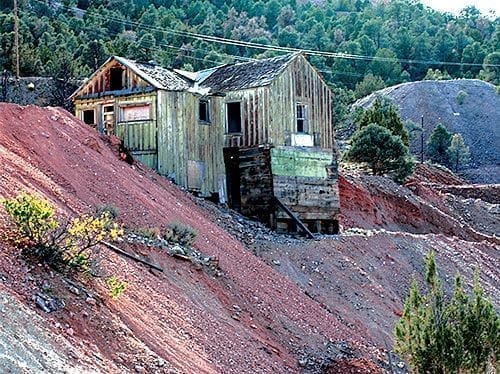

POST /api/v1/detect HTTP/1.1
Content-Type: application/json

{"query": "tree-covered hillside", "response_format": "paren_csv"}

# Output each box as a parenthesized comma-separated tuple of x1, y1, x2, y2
(1, 0, 499, 107)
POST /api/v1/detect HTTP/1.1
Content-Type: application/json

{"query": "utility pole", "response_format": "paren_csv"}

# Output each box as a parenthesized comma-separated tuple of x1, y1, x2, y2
(420, 115, 424, 163)
(13, 0, 20, 78)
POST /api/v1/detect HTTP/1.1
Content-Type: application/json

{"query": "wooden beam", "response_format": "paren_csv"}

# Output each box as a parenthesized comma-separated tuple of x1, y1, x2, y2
(13, 0, 19, 77)
(101, 241, 164, 272)
(273, 196, 314, 239)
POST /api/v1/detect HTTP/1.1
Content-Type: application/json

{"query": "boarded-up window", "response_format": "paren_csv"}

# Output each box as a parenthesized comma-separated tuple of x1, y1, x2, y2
(82, 109, 95, 125)
(121, 105, 151, 121)
(227, 102, 241, 133)
(187, 160, 205, 190)
(296, 103, 308, 133)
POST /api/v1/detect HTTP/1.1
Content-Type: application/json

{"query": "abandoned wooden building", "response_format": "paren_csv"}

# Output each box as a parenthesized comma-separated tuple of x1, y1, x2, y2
(71, 53, 340, 234)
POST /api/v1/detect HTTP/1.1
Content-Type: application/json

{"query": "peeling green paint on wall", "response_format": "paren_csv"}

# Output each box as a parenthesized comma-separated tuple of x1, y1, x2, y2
(271, 147, 333, 178)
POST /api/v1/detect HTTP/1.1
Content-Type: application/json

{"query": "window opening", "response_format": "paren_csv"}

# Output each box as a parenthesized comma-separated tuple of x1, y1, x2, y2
(199, 99, 210, 123)
(227, 102, 241, 133)
(296, 103, 308, 133)
(121, 104, 151, 121)
(82, 109, 95, 125)
(110, 67, 124, 91)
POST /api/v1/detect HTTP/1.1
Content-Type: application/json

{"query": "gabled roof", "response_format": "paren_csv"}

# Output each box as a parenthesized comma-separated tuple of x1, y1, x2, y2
(198, 53, 300, 92)
(117, 57, 190, 91)
(70, 56, 190, 99)
(71, 52, 309, 100)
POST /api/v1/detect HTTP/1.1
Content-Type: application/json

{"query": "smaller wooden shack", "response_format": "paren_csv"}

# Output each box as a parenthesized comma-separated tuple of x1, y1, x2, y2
(71, 53, 340, 234)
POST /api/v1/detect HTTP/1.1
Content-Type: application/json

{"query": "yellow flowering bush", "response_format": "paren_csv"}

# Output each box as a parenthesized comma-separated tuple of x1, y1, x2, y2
(106, 276, 128, 299)
(2, 192, 123, 272)
(2, 192, 58, 247)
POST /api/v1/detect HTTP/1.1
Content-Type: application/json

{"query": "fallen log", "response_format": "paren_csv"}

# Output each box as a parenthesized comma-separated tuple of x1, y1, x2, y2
(101, 241, 164, 272)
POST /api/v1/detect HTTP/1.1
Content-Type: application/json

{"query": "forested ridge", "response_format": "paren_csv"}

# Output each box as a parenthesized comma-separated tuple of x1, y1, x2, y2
(1, 0, 499, 107)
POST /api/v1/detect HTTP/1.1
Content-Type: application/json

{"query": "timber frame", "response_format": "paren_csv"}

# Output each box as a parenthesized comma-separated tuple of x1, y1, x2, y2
(71, 53, 340, 234)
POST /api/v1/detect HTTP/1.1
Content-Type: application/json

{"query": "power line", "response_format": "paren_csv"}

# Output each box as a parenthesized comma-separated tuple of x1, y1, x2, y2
(28, 0, 500, 68)
(80, 8, 499, 68)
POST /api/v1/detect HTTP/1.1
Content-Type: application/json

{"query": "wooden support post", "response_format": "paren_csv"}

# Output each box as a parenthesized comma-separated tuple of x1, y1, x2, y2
(13, 0, 19, 78)
(101, 241, 164, 272)
(273, 196, 314, 239)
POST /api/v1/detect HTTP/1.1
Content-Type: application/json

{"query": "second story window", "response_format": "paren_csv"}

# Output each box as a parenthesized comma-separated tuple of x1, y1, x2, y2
(199, 99, 210, 123)
(110, 67, 124, 91)
(296, 103, 308, 133)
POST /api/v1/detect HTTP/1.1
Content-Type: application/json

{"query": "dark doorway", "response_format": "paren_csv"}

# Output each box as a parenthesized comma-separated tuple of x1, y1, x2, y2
(223, 147, 241, 209)
(226, 102, 241, 133)
(82, 109, 95, 125)
(110, 67, 124, 91)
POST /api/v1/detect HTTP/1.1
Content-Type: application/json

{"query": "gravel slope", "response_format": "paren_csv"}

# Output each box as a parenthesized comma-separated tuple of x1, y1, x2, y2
(352, 79, 500, 183)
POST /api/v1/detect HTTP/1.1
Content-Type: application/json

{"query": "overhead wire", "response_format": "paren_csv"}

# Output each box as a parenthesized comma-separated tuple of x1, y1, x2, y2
(30, 0, 500, 68)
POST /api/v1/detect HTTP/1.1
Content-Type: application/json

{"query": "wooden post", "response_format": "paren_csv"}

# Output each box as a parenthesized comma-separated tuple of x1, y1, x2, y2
(13, 0, 20, 77)
(274, 196, 314, 239)
(420, 115, 424, 163)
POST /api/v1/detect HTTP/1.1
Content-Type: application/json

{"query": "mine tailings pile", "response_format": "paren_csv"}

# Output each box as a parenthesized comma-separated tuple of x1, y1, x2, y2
(0, 103, 385, 373)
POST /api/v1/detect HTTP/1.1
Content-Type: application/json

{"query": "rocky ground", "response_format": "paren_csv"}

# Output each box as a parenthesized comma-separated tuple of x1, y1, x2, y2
(0, 103, 497, 373)
(0, 103, 383, 373)
(348, 79, 500, 183)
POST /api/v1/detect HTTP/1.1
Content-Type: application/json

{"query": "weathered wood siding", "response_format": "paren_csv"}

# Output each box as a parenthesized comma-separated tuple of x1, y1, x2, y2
(271, 147, 339, 223)
(237, 146, 274, 221)
(75, 92, 158, 169)
(216, 55, 333, 150)
(268, 55, 333, 149)
(271, 147, 340, 234)
(76, 60, 150, 97)
(157, 91, 225, 196)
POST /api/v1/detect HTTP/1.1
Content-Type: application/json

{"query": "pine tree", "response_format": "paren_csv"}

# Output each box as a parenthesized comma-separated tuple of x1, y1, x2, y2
(357, 96, 409, 145)
(346, 123, 414, 182)
(427, 123, 452, 167)
(447, 133, 470, 172)
(394, 252, 499, 373)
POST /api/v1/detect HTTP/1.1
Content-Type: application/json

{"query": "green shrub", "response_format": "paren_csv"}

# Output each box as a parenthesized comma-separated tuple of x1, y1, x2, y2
(163, 222, 198, 247)
(135, 226, 161, 240)
(346, 123, 415, 182)
(394, 252, 499, 373)
(2, 192, 58, 247)
(106, 276, 127, 299)
(96, 204, 119, 219)
(2, 192, 123, 272)
(427, 123, 452, 167)
(456, 90, 468, 105)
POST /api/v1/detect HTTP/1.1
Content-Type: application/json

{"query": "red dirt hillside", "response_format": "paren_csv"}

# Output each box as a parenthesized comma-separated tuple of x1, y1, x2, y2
(0, 103, 383, 372)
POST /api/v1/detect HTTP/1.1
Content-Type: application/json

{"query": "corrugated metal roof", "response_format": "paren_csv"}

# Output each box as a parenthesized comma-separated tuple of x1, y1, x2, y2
(199, 53, 299, 92)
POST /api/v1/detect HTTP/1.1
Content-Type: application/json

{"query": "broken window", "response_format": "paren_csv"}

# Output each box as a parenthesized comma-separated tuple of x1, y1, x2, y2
(199, 99, 210, 123)
(110, 67, 124, 91)
(296, 103, 308, 133)
(103, 105, 115, 135)
(82, 109, 95, 125)
(227, 102, 241, 133)
(121, 104, 151, 121)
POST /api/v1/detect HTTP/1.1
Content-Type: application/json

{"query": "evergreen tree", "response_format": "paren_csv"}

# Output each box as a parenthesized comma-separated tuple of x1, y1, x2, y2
(427, 123, 452, 167)
(447, 133, 470, 172)
(395, 252, 499, 373)
(346, 123, 415, 182)
(357, 96, 409, 145)
(354, 73, 385, 99)
(481, 52, 500, 85)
